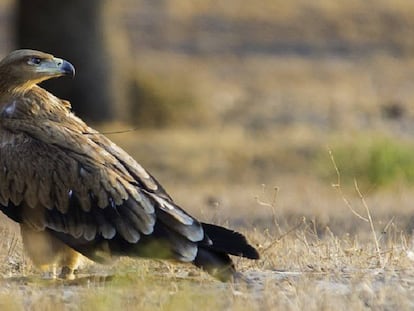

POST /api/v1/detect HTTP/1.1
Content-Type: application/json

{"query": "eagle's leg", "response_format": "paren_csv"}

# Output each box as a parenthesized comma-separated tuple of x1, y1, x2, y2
(20, 224, 80, 280)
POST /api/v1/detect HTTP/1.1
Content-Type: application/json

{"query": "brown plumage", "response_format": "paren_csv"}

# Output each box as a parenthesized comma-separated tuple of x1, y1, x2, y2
(0, 49, 259, 281)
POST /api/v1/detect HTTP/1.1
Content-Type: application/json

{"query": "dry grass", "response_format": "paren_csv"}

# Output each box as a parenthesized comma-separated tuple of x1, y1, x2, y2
(1, 192, 414, 310)
(2, 156, 414, 310)
(2, 0, 414, 310)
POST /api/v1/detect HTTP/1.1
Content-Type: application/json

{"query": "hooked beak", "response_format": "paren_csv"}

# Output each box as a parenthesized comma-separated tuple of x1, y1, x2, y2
(54, 58, 75, 78)
(35, 57, 75, 78)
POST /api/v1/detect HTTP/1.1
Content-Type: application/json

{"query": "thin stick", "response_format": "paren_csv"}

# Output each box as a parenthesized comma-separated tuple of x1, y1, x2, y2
(255, 185, 279, 209)
(101, 127, 138, 135)
(354, 179, 383, 266)
(255, 185, 282, 234)
(328, 148, 368, 222)
(263, 217, 304, 252)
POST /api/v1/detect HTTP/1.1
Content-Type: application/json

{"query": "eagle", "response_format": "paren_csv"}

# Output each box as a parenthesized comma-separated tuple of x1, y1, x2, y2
(0, 49, 259, 281)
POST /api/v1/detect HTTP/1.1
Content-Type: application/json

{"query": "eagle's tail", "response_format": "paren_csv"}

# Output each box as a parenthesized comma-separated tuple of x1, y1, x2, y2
(193, 223, 259, 281)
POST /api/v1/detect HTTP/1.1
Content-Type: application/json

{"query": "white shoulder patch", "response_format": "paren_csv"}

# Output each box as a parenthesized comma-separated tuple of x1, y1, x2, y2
(1, 100, 17, 117)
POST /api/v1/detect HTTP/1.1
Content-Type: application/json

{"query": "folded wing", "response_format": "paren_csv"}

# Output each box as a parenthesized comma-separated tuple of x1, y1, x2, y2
(0, 113, 205, 263)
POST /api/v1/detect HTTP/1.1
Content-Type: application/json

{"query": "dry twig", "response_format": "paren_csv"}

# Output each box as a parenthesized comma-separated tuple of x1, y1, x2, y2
(328, 148, 368, 222)
(328, 147, 383, 266)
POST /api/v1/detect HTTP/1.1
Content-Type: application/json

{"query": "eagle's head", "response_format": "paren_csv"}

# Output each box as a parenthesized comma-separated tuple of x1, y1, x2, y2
(0, 49, 75, 93)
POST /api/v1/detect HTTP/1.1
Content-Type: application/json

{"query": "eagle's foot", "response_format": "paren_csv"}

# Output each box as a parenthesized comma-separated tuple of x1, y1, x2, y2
(59, 266, 76, 280)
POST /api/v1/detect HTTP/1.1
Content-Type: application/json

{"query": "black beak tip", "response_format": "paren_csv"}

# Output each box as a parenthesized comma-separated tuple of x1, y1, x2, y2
(61, 60, 75, 78)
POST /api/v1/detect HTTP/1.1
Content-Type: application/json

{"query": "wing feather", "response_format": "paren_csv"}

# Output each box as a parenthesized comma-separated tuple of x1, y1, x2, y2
(0, 101, 206, 262)
(23, 171, 39, 209)
(147, 193, 204, 242)
(0, 163, 9, 205)
(123, 198, 155, 234)
(103, 200, 141, 243)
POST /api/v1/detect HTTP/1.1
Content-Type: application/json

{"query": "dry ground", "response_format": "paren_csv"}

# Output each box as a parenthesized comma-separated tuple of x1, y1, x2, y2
(1, 195, 414, 311)
(2, 0, 414, 310)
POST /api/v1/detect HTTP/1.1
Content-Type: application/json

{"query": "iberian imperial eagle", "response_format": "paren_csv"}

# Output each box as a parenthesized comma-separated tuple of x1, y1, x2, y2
(0, 50, 259, 281)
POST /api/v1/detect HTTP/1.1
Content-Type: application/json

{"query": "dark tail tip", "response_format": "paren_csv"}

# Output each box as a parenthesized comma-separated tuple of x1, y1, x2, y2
(201, 223, 260, 259)
(193, 223, 259, 281)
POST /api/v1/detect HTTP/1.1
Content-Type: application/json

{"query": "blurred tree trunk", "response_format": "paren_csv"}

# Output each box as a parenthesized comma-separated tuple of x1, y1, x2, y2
(16, 0, 130, 122)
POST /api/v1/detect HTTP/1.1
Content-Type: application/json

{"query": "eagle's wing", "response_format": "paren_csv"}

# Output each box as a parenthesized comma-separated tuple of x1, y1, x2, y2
(0, 115, 205, 263)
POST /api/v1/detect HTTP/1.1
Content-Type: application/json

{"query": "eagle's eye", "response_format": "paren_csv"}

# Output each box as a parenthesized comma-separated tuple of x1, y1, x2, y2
(28, 57, 42, 65)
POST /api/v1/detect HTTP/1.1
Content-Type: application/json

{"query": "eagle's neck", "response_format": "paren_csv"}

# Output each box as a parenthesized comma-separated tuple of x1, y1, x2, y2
(0, 67, 28, 96)
(0, 79, 38, 100)
(0, 85, 67, 121)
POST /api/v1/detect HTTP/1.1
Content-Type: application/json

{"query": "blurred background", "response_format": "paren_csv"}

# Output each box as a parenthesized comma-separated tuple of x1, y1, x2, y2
(2, 0, 414, 233)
